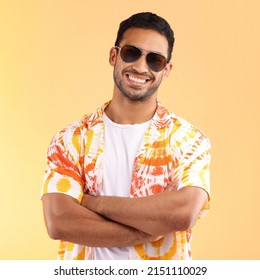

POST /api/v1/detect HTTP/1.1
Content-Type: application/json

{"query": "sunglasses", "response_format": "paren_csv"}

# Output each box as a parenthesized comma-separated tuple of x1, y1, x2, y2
(114, 45, 168, 72)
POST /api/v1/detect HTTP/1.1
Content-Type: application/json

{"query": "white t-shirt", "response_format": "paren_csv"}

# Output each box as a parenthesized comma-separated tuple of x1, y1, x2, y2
(93, 113, 150, 260)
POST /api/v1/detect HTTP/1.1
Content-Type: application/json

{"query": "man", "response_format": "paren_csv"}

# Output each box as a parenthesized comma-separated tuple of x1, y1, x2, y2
(41, 12, 211, 260)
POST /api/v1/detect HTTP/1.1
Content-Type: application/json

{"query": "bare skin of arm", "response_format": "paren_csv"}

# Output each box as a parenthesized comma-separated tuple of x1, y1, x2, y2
(81, 186, 208, 236)
(42, 193, 160, 247)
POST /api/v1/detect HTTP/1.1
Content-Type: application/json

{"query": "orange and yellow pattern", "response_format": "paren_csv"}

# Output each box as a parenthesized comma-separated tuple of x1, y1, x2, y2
(41, 101, 211, 260)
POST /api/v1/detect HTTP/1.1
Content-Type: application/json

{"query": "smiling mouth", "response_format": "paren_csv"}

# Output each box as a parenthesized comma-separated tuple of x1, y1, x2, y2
(126, 73, 151, 86)
(128, 74, 146, 84)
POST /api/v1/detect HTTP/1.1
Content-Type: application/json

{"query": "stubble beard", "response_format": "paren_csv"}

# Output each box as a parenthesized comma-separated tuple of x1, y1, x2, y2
(113, 69, 163, 102)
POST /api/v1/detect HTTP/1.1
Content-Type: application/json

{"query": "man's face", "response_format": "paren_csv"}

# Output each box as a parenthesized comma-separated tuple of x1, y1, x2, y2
(110, 28, 172, 102)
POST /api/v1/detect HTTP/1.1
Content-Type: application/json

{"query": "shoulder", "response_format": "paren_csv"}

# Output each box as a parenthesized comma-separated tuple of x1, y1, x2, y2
(52, 104, 105, 144)
(158, 103, 211, 149)
(51, 118, 86, 145)
(174, 114, 209, 141)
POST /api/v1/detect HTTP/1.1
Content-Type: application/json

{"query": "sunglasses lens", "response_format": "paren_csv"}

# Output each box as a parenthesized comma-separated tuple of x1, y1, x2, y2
(120, 45, 141, 63)
(118, 45, 167, 72)
(147, 53, 167, 72)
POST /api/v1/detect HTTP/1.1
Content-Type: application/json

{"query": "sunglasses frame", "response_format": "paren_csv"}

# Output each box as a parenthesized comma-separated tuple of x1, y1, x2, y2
(114, 44, 168, 72)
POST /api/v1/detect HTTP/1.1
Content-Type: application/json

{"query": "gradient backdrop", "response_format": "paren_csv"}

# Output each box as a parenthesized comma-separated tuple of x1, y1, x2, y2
(0, 0, 259, 259)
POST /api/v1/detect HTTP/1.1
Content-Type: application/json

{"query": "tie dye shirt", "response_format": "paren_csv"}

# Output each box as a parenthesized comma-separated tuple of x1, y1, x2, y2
(41, 101, 211, 260)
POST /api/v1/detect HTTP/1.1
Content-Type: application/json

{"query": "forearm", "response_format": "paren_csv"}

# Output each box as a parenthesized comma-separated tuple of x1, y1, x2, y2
(60, 212, 152, 248)
(42, 193, 155, 247)
(82, 187, 208, 236)
(83, 194, 172, 236)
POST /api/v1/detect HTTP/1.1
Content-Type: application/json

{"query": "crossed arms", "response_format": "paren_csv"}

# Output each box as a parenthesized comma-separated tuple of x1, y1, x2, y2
(42, 185, 208, 248)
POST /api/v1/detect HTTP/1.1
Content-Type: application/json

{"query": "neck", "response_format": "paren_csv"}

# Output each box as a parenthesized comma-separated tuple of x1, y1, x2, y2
(105, 91, 157, 124)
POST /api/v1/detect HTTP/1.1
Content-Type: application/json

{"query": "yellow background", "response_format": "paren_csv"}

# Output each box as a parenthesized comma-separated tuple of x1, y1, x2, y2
(0, 0, 259, 259)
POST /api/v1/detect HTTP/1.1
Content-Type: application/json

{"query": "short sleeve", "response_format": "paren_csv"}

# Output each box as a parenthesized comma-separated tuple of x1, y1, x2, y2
(173, 129, 211, 218)
(41, 124, 84, 202)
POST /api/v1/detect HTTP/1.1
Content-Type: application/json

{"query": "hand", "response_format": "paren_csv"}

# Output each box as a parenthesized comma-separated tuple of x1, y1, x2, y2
(81, 193, 93, 207)
(164, 180, 178, 192)
(136, 230, 163, 245)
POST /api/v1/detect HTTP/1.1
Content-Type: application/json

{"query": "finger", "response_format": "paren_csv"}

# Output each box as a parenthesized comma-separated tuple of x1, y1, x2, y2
(164, 181, 178, 192)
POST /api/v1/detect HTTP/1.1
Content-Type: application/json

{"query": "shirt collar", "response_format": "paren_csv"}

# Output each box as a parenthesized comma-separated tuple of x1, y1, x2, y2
(84, 100, 174, 130)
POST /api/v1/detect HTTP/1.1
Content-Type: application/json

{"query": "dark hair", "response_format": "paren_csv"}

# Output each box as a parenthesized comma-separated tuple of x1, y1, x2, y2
(115, 12, 175, 62)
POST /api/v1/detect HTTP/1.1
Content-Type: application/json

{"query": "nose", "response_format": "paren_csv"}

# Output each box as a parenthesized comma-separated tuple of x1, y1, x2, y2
(132, 53, 149, 73)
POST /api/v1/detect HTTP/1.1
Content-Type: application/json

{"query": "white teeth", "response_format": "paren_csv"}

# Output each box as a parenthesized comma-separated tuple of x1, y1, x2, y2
(128, 75, 146, 84)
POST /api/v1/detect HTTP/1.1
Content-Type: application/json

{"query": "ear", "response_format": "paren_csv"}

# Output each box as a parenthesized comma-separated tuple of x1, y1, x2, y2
(162, 61, 173, 80)
(109, 47, 117, 66)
